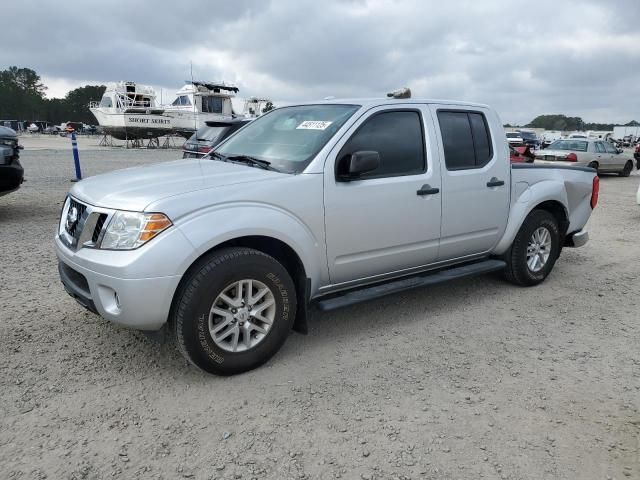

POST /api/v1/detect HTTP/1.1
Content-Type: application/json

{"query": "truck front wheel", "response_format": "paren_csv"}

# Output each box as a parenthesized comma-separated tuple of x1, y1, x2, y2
(173, 247, 296, 375)
(502, 210, 561, 286)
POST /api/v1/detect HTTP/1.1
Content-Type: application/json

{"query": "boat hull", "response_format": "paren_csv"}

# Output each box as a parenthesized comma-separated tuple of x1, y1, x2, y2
(90, 108, 175, 140)
(163, 109, 235, 138)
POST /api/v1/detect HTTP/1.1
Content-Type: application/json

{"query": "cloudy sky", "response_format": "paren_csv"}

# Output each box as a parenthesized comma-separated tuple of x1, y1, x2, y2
(2, 0, 639, 124)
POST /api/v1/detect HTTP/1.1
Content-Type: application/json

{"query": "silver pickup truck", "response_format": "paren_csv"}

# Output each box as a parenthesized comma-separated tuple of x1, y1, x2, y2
(56, 97, 598, 375)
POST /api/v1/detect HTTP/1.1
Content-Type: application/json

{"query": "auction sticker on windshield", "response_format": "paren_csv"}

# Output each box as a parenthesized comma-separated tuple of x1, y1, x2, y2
(296, 121, 333, 130)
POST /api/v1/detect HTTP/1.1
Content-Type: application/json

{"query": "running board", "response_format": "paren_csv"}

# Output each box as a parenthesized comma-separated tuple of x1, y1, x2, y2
(315, 259, 506, 312)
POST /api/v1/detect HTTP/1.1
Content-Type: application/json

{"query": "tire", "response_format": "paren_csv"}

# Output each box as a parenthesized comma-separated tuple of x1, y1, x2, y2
(173, 247, 297, 375)
(502, 210, 561, 287)
(619, 161, 633, 177)
(587, 161, 599, 172)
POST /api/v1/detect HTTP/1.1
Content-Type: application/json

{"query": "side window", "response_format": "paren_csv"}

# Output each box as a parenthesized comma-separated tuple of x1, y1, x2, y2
(438, 110, 494, 170)
(469, 113, 492, 165)
(202, 97, 223, 113)
(339, 110, 426, 178)
(99, 96, 112, 108)
(595, 142, 605, 153)
(604, 142, 616, 154)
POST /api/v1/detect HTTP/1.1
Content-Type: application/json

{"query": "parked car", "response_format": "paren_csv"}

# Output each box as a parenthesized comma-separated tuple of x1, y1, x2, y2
(518, 130, 540, 149)
(535, 138, 634, 176)
(509, 145, 535, 163)
(183, 120, 251, 158)
(56, 98, 597, 375)
(0, 126, 24, 196)
(506, 132, 524, 146)
(634, 144, 640, 169)
(541, 130, 563, 149)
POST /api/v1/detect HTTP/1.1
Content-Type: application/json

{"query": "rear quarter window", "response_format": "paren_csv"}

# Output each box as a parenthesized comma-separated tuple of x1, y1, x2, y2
(438, 110, 493, 170)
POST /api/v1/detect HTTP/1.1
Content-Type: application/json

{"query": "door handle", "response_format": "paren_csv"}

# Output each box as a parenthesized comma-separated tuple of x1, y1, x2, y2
(486, 177, 505, 188)
(417, 184, 440, 196)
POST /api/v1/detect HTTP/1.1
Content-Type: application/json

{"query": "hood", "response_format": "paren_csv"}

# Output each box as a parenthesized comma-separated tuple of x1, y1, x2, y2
(0, 126, 17, 139)
(70, 158, 283, 211)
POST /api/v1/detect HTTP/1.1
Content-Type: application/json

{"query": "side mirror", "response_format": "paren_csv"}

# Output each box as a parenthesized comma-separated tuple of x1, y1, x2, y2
(337, 150, 380, 180)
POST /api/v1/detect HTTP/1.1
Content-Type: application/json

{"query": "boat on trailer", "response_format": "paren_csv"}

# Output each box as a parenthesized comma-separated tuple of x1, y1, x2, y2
(162, 81, 239, 137)
(89, 81, 174, 140)
(90, 81, 271, 140)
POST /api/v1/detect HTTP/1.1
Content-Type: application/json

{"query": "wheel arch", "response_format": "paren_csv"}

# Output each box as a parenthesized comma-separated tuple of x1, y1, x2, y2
(170, 235, 311, 335)
(532, 200, 570, 238)
(494, 180, 571, 256)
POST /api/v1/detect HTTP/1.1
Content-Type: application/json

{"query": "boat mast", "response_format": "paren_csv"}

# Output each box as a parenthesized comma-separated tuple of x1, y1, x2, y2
(190, 61, 197, 133)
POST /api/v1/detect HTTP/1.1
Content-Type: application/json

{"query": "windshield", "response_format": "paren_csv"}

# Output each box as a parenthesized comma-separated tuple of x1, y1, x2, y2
(214, 104, 360, 173)
(506, 132, 520, 138)
(548, 140, 588, 152)
(519, 131, 536, 140)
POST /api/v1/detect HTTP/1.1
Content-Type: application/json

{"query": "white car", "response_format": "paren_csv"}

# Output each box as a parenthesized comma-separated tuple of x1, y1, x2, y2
(506, 132, 524, 146)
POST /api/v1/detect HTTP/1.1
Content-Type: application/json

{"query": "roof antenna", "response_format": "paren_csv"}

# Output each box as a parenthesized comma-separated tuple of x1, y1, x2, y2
(387, 87, 411, 99)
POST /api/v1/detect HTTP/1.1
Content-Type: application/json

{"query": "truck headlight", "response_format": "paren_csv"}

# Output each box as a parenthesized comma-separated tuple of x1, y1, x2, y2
(100, 211, 172, 250)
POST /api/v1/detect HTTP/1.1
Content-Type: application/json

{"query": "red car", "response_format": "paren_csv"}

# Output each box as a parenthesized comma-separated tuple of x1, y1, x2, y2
(509, 145, 535, 163)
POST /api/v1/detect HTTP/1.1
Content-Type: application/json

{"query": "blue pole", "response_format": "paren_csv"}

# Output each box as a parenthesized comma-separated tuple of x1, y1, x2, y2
(70, 131, 82, 182)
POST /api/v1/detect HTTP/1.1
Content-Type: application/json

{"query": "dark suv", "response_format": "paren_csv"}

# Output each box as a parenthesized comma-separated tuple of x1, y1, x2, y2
(519, 130, 540, 149)
(0, 126, 24, 196)
(182, 119, 251, 158)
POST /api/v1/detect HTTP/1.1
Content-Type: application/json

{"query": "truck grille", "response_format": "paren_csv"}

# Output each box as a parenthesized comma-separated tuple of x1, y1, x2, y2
(60, 197, 112, 250)
(66, 198, 87, 237)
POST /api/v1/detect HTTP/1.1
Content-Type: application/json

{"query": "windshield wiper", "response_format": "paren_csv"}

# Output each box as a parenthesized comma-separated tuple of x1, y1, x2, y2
(208, 151, 228, 162)
(226, 155, 279, 172)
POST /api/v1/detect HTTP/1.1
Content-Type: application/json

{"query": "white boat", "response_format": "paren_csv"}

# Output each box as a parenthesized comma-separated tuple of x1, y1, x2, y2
(243, 97, 272, 117)
(90, 80, 271, 140)
(89, 81, 174, 140)
(161, 81, 239, 136)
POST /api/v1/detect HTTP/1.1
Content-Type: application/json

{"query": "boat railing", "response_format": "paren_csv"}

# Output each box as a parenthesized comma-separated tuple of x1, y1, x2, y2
(116, 97, 154, 109)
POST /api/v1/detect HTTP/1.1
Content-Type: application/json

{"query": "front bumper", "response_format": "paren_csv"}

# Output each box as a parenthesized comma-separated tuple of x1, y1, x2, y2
(565, 230, 589, 248)
(55, 234, 187, 331)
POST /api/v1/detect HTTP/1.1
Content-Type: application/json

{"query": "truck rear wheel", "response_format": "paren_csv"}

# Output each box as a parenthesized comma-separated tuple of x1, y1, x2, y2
(173, 247, 296, 375)
(502, 210, 561, 286)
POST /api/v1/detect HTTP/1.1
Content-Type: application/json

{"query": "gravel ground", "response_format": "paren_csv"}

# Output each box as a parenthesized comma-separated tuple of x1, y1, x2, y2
(1, 143, 639, 480)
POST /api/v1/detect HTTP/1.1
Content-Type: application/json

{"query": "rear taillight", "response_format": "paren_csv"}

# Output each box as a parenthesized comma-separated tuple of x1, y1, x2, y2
(590, 175, 599, 209)
(565, 153, 578, 162)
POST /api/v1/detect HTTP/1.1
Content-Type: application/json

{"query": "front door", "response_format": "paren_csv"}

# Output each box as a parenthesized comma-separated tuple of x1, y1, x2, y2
(324, 106, 442, 285)
(430, 105, 510, 260)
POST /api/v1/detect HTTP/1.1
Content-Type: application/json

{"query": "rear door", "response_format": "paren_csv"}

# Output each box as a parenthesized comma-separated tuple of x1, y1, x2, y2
(324, 105, 442, 285)
(430, 105, 510, 260)
(594, 141, 611, 170)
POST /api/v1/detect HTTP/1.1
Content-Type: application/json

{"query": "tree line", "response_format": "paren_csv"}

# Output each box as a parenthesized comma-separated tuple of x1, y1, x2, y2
(507, 114, 639, 131)
(0, 66, 105, 125)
